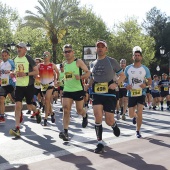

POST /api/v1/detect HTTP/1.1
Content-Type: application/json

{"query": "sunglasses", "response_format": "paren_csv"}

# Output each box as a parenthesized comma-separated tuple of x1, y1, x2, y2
(63, 50, 72, 54)
(42, 54, 49, 58)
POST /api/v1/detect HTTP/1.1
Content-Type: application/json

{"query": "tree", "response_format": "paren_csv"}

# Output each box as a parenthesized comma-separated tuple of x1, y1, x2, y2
(23, 0, 83, 64)
(143, 7, 170, 74)
(109, 18, 155, 66)
(0, 2, 19, 48)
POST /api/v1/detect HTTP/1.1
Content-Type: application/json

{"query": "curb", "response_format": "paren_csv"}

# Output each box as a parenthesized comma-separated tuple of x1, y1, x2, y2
(5, 103, 27, 112)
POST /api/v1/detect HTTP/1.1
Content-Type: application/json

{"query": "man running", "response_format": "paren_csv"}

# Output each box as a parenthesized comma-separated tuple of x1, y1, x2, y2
(0, 49, 15, 123)
(9, 42, 40, 137)
(90, 40, 125, 153)
(124, 46, 152, 138)
(59, 44, 90, 141)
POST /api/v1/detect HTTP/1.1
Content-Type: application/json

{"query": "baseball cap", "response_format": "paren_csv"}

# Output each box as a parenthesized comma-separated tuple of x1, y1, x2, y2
(120, 59, 126, 64)
(133, 46, 142, 54)
(16, 42, 27, 49)
(96, 40, 107, 47)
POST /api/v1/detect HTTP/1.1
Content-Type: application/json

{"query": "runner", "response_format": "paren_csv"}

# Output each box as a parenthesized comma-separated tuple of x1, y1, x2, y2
(59, 44, 90, 141)
(89, 40, 125, 153)
(9, 42, 41, 137)
(124, 46, 152, 138)
(58, 63, 65, 112)
(151, 75, 160, 110)
(158, 73, 170, 111)
(37, 51, 59, 126)
(119, 59, 128, 120)
(0, 49, 15, 123)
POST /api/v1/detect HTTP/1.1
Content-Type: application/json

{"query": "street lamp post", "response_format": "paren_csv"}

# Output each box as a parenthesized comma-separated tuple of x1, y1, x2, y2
(160, 46, 170, 76)
(156, 65, 160, 75)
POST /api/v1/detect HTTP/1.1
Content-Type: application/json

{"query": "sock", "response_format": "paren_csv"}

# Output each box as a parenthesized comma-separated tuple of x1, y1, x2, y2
(95, 123, 103, 141)
(16, 126, 20, 130)
(112, 122, 117, 128)
(64, 129, 68, 134)
(0, 114, 4, 118)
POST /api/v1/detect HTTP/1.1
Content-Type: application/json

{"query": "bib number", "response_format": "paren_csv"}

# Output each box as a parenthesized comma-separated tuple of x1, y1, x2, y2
(119, 82, 124, 88)
(154, 86, 159, 91)
(164, 87, 168, 91)
(1, 78, 9, 86)
(41, 84, 49, 91)
(131, 89, 142, 97)
(94, 82, 108, 93)
(34, 81, 41, 86)
(65, 72, 73, 80)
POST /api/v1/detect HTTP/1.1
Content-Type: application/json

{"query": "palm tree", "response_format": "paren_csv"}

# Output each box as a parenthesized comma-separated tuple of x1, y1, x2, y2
(23, 0, 81, 63)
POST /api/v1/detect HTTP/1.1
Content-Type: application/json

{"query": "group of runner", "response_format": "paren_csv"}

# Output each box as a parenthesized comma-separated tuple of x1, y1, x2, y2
(1, 40, 169, 153)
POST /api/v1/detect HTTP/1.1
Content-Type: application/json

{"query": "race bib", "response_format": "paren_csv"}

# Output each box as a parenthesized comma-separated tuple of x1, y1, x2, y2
(94, 82, 108, 93)
(119, 82, 124, 88)
(65, 72, 73, 80)
(154, 86, 159, 91)
(164, 87, 168, 91)
(1, 78, 9, 86)
(41, 84, 49, 91)
(131, 89, 142, 97)
(34, 81, 41, 86)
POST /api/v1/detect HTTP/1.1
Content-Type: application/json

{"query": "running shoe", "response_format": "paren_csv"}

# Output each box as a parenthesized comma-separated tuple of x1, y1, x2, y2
(26, 110, 31, 114)
(9, 127, 20, 137)
(112, 124, 120, 137)
(44, 119, 47, 126)
(94, 143, 104, 154)
(117, 113, 120, 120)
(82, 113, 88, 128)
(0, 116, 5, 123)
(59, 132, 69, 141)
(122, 114, 126, 121)
(60, 108, 63, 112)
(136, 131, 142, 138)
(51, 113, 55, 123)
(132, 117, 136, 125)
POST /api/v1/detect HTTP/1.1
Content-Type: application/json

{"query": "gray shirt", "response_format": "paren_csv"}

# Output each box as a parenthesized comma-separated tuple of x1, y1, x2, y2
(91, 56, 122, 83)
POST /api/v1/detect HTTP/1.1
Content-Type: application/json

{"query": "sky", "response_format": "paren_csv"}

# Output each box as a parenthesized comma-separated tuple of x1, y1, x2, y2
(1, 0, 170, 29)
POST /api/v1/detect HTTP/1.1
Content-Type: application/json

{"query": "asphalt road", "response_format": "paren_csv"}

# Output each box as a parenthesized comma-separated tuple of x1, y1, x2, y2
(0, 102, 170, 170)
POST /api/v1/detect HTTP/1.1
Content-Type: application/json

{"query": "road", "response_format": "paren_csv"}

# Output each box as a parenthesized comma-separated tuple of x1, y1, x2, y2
(0, 102, 170, 170)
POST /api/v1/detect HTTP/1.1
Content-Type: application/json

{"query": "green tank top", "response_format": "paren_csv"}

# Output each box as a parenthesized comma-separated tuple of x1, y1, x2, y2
(63, 59, 83, 92)
(14, 56, 29, 86)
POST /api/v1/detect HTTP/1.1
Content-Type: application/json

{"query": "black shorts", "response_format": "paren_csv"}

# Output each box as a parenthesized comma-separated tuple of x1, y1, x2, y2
(15, 84, 35, 104)
(115, 91, 119, 100)
(128, 95, 146, 108)
(92, 94, 117, 113)
(0, 85, 14, 97)
(34, 88, 43, 97)
(62, 90, 85, 101)
(160, 91, 169, 98)
(42, 86, 54, 95)
(119, 88, 127, 98)
(60, 86, 64, 91)
(151, 92, 160, 98)
(146, 88, 151, 94)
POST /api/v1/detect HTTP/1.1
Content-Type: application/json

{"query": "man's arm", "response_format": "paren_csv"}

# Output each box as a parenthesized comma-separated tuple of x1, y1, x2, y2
(76, 59, 90, 80)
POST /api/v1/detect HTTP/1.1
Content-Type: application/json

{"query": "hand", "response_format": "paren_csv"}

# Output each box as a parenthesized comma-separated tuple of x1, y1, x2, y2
(126, 85, 132, 90)
(16, 72, 25, 77)
(109, 83, 118, 90)
(74, 74, 81, 80)
(140, 83, 146, 89)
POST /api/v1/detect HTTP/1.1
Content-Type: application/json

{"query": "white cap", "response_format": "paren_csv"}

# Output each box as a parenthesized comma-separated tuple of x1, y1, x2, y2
(16, 42, 27, 49)
(133, 46, 142, 54)
(96, 40, 107, 47)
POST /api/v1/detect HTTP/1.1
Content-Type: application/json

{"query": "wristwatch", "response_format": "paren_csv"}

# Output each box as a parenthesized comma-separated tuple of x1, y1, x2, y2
(25, 72, 29, 76)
